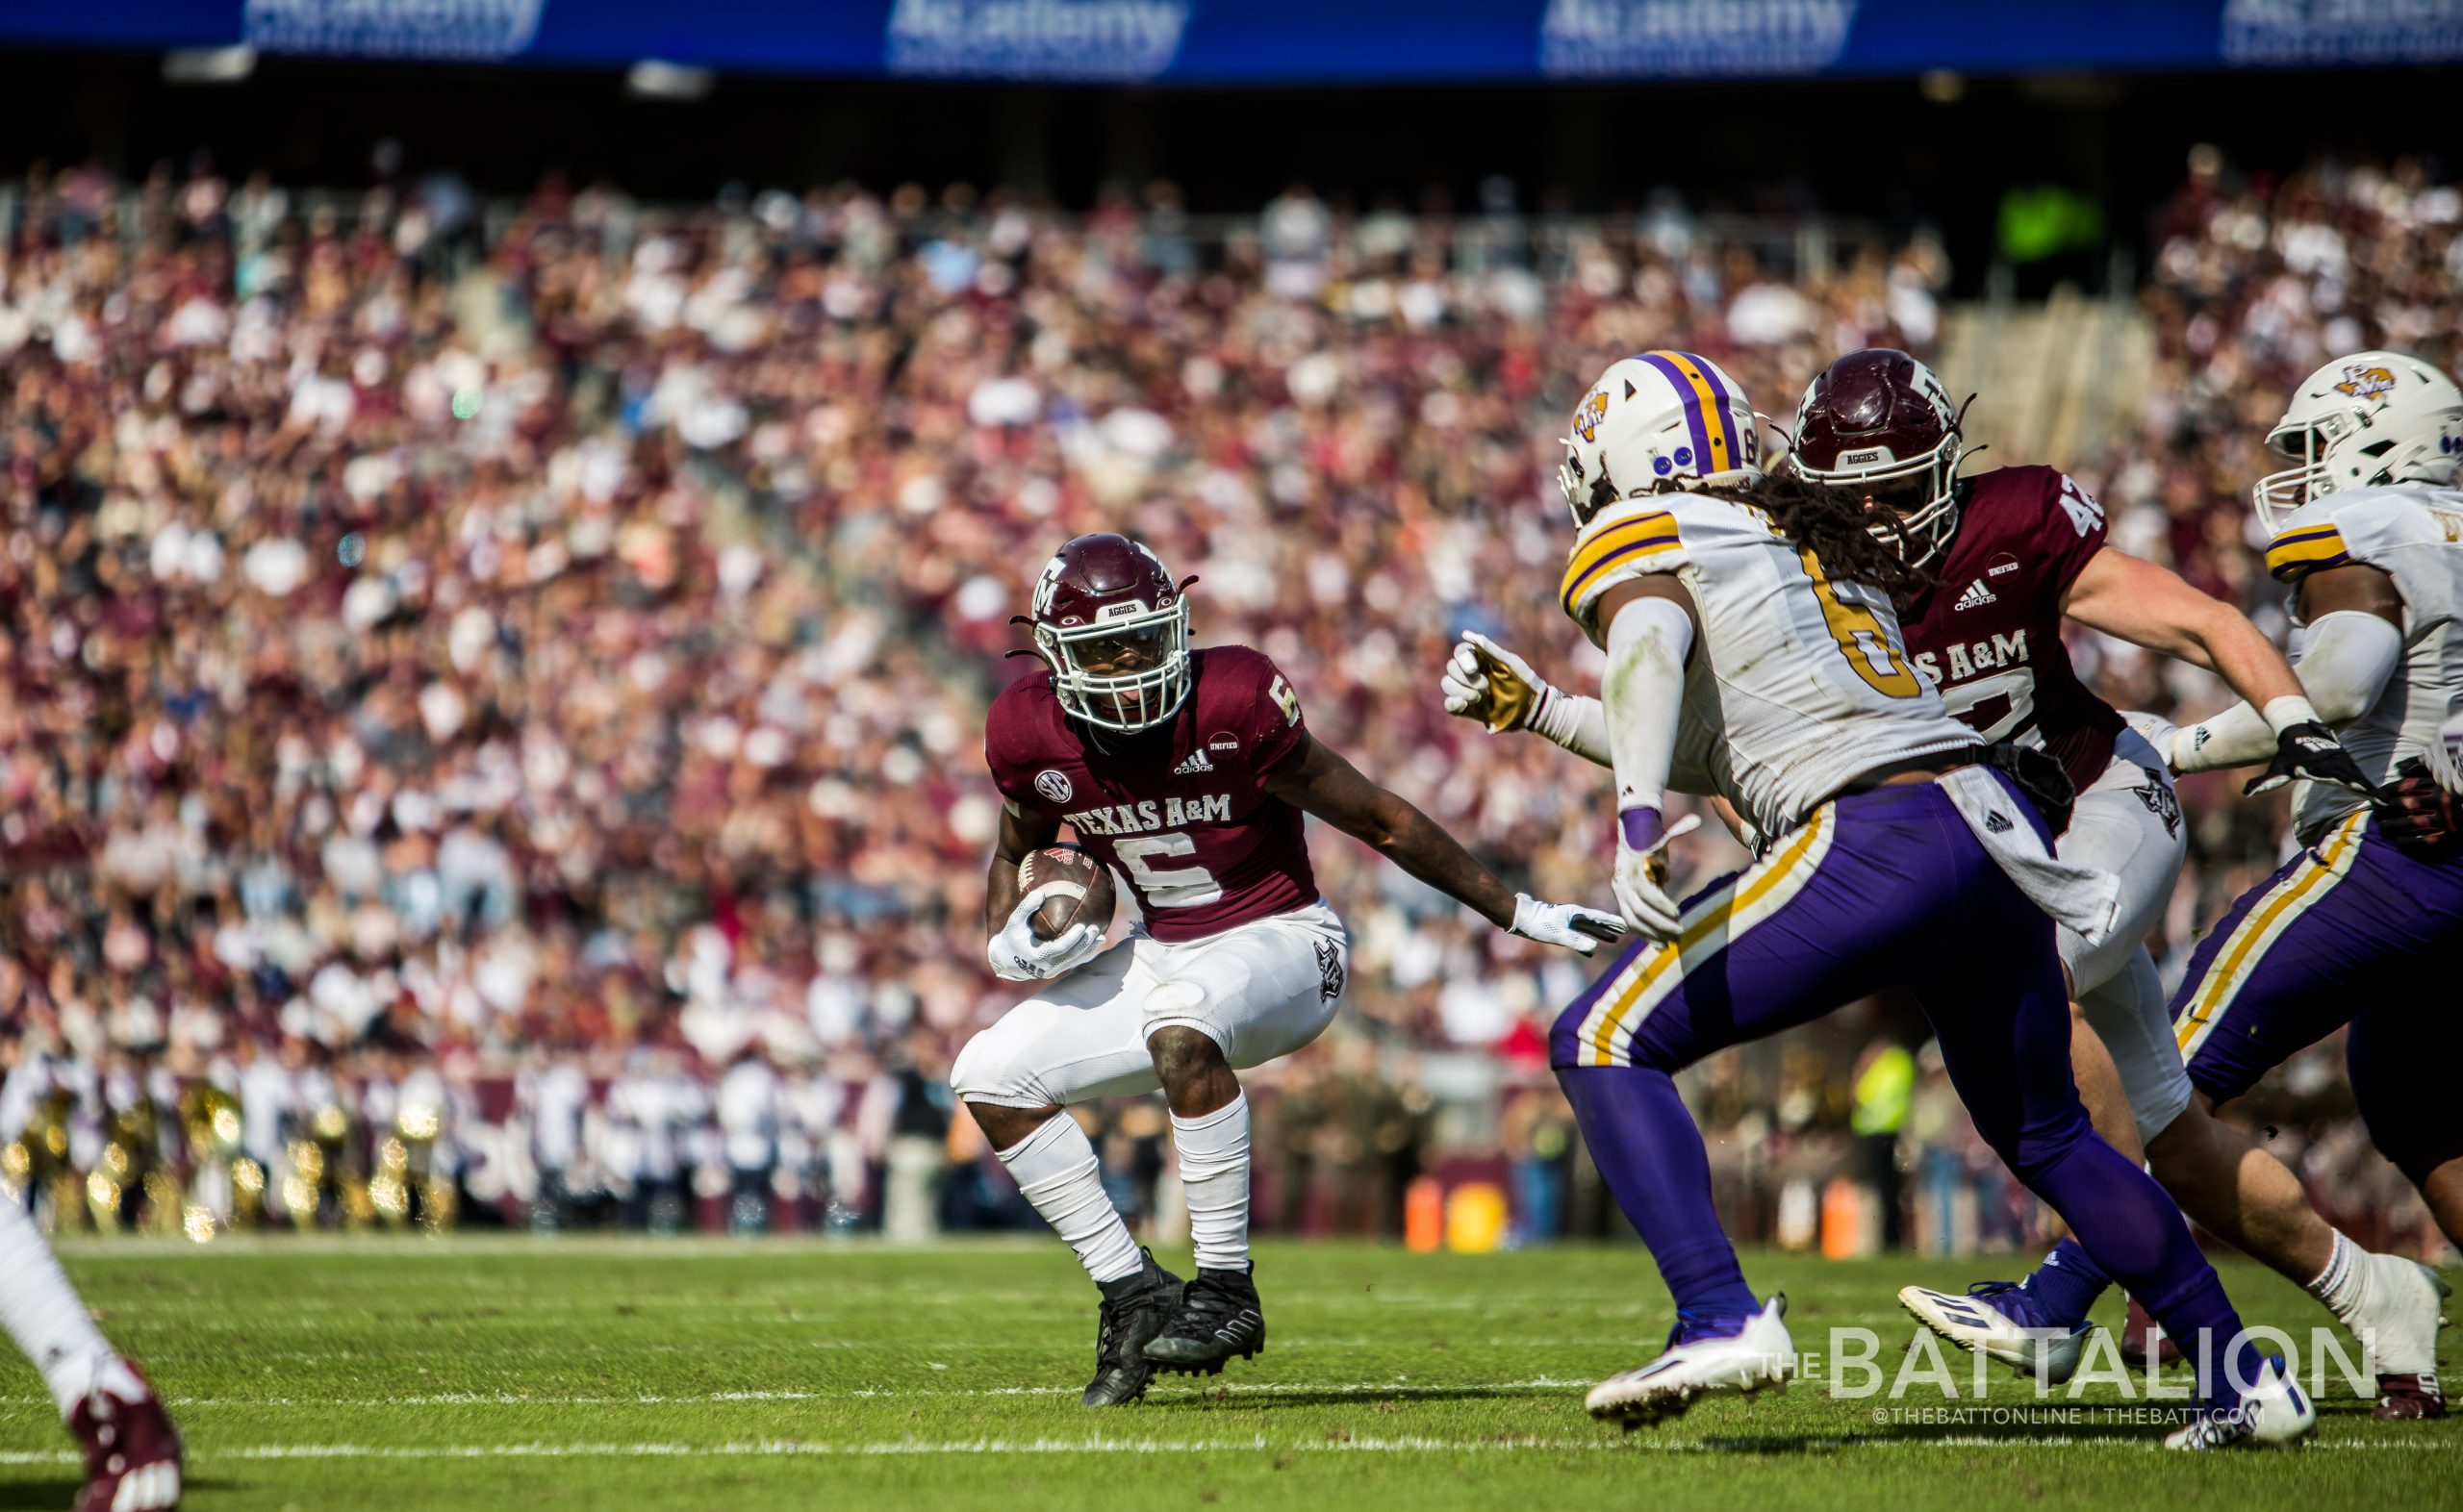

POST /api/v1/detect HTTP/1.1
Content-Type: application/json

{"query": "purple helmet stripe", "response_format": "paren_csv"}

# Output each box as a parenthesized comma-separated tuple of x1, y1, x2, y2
(1637, 352, 1714, 475)
(1677, 351, 1744, 466)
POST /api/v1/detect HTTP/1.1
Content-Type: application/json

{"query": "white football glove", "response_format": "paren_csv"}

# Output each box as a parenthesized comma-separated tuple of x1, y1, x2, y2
(1440, 631, 1552, 734)
(1508, 895, 1628, 956)
(985, 888, 1104, 982)
(2429, 711, 2463, 795)
(1612, 809, 1700, 942)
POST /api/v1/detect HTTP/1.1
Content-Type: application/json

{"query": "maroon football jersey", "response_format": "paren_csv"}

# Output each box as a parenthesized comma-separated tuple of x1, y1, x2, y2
(1896, 464, 2125, 792)
(984, 644, 1318, 944)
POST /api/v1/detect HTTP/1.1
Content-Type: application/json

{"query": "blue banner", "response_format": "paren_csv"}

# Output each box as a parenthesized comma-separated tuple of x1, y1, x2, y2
(5, 0, 2460, 81)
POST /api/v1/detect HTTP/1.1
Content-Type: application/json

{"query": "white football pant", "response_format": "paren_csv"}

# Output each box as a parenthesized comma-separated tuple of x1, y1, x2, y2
(954, 901, 1348, 1109)
(2061, 723, 2196, 1144)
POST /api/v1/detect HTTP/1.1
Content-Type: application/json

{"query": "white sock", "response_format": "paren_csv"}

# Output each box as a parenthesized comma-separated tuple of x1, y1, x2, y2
(997, 1114, 1143, 1285)
(0, 1198, 130, 1417)
(1172, 1093, 1252, 1274)
(2306, 1230, 2368, 1323)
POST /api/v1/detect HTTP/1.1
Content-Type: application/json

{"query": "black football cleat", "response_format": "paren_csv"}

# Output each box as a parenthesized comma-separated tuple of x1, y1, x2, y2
(1083, 1248, 1184, 1407)
(1142, 1262, 1266, 1375)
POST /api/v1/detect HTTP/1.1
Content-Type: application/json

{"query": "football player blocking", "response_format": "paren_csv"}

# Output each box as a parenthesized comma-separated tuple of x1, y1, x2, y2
(1803, 350, 2456, 1417)
(1485, 349, 2341, 1449)
(1452, 350, 2453, 1423)
(961, 533, 1624, 1407)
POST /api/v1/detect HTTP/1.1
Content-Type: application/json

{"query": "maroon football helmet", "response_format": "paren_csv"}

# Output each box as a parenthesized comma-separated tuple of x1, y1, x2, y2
(1789, 348, 1971, 567)
(1023, 533, 1193, 732)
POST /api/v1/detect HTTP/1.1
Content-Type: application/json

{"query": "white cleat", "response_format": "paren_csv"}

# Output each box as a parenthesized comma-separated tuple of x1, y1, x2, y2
(1896, 1282, 2094, 1384)
(2347, 1254, 2450, 1420)
(1585, 1295, 1793, 1429)
(2165, 1356, 2317, 1449)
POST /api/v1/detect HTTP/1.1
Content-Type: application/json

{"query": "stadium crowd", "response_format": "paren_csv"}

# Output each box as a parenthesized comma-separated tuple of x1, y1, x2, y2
(0, 149, 2450, 1257)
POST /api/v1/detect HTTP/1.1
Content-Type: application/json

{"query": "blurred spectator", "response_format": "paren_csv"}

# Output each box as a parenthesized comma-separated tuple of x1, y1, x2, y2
(0, 152, 2443, 1262)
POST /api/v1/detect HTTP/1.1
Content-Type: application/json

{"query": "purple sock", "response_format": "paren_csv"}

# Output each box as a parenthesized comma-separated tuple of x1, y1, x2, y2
(2020, 1237, 2110, 1327)
(1559, 1066, 1759, 1320)
(2011, 1129, 2256, 1406)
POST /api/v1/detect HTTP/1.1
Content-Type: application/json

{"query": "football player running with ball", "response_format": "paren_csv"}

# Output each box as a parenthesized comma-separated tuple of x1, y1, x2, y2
(961, 532, 1623, 1408)
(1452, 351, 2309, 1447)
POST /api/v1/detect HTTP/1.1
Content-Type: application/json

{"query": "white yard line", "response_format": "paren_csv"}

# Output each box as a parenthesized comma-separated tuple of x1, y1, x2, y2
(0, 1433, 2451, 1465)
(0, 1377, 1600, 1409)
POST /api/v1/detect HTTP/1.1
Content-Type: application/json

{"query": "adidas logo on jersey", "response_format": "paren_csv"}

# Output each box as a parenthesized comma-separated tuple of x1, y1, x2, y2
(1173, 749, 1215, 775)
(1953, 578, 1997, 611)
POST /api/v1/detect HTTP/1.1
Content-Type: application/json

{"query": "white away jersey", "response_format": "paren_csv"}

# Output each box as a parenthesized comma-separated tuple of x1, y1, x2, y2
(1561, 491, 1981, 836)
(2264, 483, 2463, 840)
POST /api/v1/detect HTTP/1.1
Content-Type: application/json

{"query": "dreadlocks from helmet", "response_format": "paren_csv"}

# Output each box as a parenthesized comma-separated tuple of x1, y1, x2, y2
(1732, 471, 1935, 608)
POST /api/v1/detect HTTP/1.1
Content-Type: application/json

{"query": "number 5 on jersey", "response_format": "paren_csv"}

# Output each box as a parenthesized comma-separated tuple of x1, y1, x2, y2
(1115, 832, 1225, 908)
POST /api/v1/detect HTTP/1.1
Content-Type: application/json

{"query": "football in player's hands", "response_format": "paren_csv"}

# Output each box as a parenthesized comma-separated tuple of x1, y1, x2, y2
(1017, 845, 1117, 943)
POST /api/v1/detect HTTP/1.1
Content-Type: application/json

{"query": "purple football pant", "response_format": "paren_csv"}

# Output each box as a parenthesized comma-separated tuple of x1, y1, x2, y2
(1553, 778, 2256, 1399)
(2173, 810, 2463, 1184)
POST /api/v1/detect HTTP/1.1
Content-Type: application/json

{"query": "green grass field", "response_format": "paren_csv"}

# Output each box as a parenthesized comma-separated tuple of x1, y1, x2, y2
(0, 1238, 2451, 1510)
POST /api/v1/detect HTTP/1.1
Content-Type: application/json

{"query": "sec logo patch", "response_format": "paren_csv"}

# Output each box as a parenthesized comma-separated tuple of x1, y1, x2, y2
(1033, 769, 1073, 805)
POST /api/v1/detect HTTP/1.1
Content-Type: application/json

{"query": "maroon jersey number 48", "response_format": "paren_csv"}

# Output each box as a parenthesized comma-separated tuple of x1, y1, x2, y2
(985, 644, 1319, 944)
(1894, 464, 2127, 793)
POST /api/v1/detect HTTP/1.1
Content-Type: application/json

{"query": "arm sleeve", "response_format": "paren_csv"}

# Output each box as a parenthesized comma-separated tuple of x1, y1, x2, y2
(2171, 611, 2404, 772)
(1529, 686, 1612, 767)
(2288, 610, 2404, 725)
(1602, 594, 1693, 818)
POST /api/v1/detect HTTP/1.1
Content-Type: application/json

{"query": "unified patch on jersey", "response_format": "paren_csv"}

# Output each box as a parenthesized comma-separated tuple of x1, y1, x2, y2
(1033, 769, 1073, 804)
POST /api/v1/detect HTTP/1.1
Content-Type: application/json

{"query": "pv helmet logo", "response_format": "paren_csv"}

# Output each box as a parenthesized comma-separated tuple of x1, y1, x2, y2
(1573, 391, 1611, 443)
(2334, 365, 2397, 401)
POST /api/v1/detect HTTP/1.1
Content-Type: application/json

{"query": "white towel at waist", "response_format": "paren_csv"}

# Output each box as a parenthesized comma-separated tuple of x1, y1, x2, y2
(1939, 764, 2120, 946)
